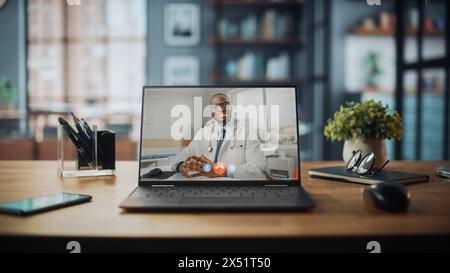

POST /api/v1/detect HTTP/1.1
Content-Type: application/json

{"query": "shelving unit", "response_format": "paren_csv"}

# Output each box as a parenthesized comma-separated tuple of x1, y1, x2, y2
(344, 0, 449, 160)
(208, 73, 304, 84)
(351, 26, 445, 37)
(207, 0, 304, 6)
(208, 0, 304, 85)
(360, 86, 443, 95)
(394, 0, 450, 160)
(208, 36, 304, 45)
(207, 0, 322, 160)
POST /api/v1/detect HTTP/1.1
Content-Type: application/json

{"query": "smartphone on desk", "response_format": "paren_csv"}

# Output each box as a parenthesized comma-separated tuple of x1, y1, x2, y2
(0, 193, 92, 216)
(436, 167, 450, 179)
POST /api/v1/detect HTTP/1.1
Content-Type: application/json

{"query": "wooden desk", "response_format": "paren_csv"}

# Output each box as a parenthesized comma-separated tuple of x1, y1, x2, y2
(0, 161, 449, 252)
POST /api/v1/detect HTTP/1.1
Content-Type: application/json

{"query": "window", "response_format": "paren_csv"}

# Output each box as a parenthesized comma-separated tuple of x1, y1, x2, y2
(27, 0, 147, 140)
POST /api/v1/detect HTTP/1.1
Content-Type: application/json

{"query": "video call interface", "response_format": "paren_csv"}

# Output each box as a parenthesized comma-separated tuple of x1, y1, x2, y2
(140, 87, 299, 181)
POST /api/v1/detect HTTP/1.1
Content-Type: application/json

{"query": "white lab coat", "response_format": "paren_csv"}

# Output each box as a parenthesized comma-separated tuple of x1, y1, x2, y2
(172, 118, 267, 179)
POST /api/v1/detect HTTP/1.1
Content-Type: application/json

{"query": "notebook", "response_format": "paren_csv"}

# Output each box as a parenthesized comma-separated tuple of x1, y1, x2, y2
(308, 166, 429, 185)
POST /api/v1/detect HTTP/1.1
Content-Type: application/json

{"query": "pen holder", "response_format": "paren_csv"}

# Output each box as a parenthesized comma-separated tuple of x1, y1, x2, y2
(57, 124, 116, 178)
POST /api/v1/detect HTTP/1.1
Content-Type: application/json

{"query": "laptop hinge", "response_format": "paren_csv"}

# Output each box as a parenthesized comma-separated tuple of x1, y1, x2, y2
(264, 184, 289, 187)
(151, 184, 175, 187)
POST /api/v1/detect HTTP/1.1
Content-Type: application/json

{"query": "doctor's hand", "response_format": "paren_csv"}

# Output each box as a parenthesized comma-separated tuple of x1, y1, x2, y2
(194, 155, 228, 178)
(180, 156, 199, 177)
(181, 155, 227, 179)
(180, 156, 207, 178)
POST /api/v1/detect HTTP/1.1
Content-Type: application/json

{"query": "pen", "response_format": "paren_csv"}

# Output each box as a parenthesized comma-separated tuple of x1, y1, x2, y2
(69, 113, 95, 159)
(58, 117, 95, 169)
(80, 117, 103, 162)
(70, 112, 98, 164)
(81, 118, 94, 139)
(71, 112, 91, 141)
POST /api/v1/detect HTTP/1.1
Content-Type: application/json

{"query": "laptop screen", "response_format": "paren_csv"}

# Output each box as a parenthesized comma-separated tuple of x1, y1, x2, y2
(140, 87, 299, 182)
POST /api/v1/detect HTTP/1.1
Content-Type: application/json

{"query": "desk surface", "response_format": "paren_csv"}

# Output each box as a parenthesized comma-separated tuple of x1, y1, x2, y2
(0, 160, 449, 239)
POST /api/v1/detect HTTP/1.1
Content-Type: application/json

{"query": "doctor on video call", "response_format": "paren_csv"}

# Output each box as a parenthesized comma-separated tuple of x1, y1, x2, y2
(172, 93, 267, 179)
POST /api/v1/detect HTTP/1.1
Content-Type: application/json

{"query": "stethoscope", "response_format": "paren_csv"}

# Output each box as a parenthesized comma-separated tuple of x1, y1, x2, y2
(206, 118, 245, 153)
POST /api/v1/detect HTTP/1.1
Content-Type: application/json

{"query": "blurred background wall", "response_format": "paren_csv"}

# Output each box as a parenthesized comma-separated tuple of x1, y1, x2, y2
(0, 0, 448, 161)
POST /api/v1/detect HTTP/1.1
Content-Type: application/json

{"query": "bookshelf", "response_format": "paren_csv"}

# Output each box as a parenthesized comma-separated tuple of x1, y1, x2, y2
(206, 0, 331, 161)
(208, 0, 304, 6)
(208, 36, 303, 45)
(208, 73, 304, 85)
(208, 0, 304, 85)
(346, 1, 449, 160)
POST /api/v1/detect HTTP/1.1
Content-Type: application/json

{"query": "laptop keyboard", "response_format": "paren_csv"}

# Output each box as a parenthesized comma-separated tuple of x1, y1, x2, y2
(132, 186, 299, 199)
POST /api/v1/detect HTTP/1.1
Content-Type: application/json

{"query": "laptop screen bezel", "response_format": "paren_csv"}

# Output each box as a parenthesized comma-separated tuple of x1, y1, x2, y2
(137, 85, 302, 186)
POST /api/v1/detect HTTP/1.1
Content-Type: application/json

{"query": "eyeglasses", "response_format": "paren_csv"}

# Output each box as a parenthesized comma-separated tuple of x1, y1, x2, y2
(346, 150, 389, 176)
(210, 102, 231, 113)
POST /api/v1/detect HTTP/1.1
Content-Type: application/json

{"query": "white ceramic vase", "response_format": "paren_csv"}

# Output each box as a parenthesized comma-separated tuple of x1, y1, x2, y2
(343, 138, 387, 170)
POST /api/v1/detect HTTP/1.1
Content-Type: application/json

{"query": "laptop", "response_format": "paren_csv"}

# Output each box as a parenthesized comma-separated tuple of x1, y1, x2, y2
(120, 86, 315, 211)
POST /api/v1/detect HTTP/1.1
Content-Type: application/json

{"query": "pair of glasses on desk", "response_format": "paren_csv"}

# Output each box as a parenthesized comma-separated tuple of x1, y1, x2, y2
(346, 150, 390, 176)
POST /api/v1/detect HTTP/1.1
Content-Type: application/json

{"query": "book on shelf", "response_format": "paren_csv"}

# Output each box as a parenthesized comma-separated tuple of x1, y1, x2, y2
(262, 9, 292, 40)
(218, 18, 238, 39)
(236, 52, 264, 80)
(224, 51, 289, 81)
(266, 52, 290, 80)
(240, 15, 258, 40)
(217, 10, 292, 40)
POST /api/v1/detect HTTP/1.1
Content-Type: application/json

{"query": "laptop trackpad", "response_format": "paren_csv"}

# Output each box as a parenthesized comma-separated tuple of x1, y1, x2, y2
(180, 197, 254, 205)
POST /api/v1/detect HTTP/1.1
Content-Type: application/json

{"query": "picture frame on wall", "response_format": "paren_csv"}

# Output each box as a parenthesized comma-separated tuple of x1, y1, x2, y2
(163, 56, 200, 85)
(164, 3, 201, 46)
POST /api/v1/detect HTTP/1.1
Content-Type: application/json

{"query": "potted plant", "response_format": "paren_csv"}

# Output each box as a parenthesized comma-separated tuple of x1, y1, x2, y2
(324, 100, 403, 169)
(0, 77, 17, 110)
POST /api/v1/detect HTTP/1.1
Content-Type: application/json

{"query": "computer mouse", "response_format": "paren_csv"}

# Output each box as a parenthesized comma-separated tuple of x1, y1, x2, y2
(363, 182, 411, 212)
(144, 168, 162, 178)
